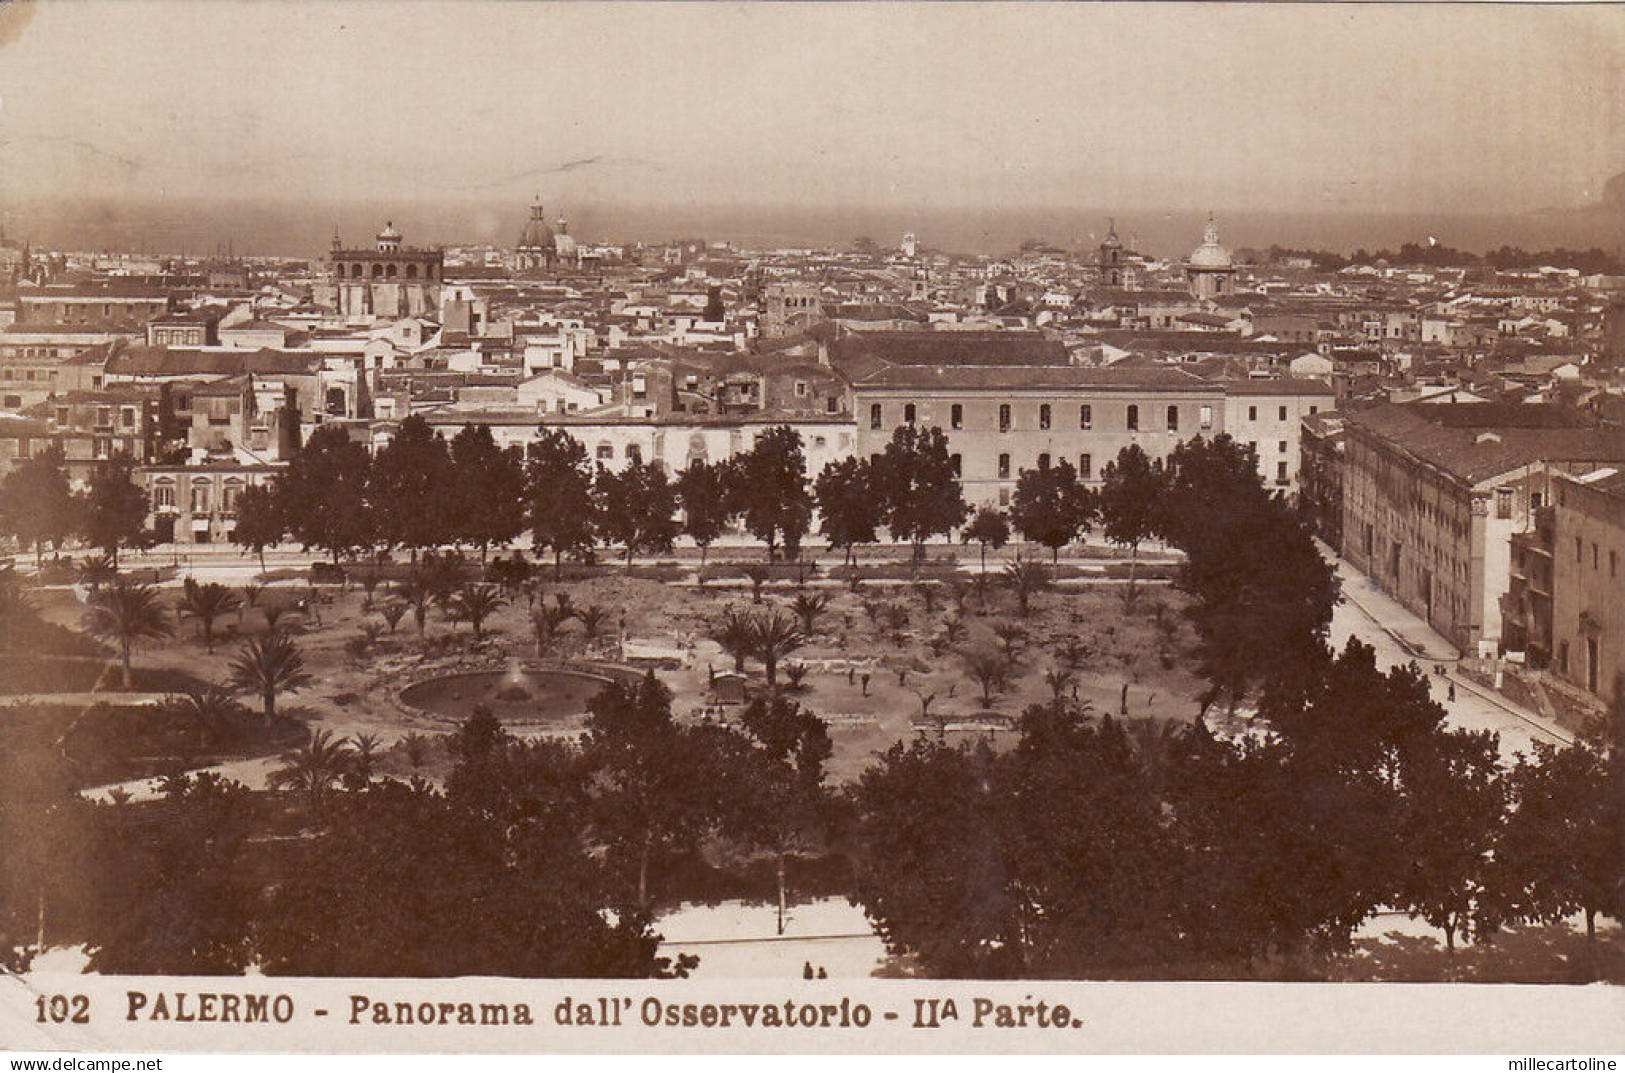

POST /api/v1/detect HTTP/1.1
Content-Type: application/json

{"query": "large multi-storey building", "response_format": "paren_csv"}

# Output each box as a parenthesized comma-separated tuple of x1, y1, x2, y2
(760, 282, 824, 338)
(14, 284, 172, 326)
(1298, 410, 1346, 548)
(407, 410, 856, 482)
(318, 223, 443, 319)
(140, 462, 280, 545)
(850, 364, 1225, 507)
(1341, 403, 1625, 657)
(1222, 378, 1337, 490)
(1548, 468, 1625, 704)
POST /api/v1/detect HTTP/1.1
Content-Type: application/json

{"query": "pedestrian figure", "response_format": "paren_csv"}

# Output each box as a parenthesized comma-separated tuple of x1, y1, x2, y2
(803, 962, 814, 980)
(816, 967, 827, 979)
(1120, 682, 1130, 716)
(1448, 682, 1456, 703)
(860, 672, 871, 697)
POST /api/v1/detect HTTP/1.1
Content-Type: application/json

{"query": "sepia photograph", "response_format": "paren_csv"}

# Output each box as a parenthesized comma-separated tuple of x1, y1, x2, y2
(0, 0, 1621, 1059)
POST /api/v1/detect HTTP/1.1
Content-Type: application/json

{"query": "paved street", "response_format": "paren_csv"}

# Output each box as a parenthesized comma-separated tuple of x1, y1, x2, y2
(1327, 555, 1572, 759)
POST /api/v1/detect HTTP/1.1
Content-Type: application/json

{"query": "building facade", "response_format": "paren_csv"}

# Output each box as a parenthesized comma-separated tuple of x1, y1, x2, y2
(850, 365, 1225, 507)
(1223, 379, 1336, 491)
(1548, 468, 1625, 704)
(1341, 404, 1625, 657)
(140, 463, 279, 545)
(319, 223, 443, 319)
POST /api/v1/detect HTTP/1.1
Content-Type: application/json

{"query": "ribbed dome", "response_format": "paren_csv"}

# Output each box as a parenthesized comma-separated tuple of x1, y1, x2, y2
(1188, 217, 1232, 269)
(517, 203, 555, 249)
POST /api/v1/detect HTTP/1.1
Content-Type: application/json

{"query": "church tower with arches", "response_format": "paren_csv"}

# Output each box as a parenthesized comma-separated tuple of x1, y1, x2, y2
(324, 221, 444, 318)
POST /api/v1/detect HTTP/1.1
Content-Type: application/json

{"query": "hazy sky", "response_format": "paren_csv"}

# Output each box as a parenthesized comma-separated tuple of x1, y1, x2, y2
(0, 1, 1621, 219)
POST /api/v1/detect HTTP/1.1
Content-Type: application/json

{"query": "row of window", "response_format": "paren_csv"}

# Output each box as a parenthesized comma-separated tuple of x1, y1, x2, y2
(337, 262, 439, 280)
(152, 484, 245, 513)
(870, 402, 1217, 434)
(588, 434, 844, 465)
(1244, 404, 1297, 422)
(1574, 536, 1621, 579)
(3, 348, 82, 360)
(955, 453, 1097, 481)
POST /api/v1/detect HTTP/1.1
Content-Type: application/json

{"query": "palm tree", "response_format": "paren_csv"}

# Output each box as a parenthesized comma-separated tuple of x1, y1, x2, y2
(161, 686, 247, 750)
(1123, 716, 1184, 793)
(239, 582, 264, 625)
(992, 620, 1027, 662)
(350, 731, 383, 783)
(1003, 558, 1051, 617)
(530, 603, 574, 656)
(449, 582, 507, 639)
(268, 729, 354, 817)
(177, 578, 241, 653)
(395, 576, 434, 635)
(228, 631, 313, 723)
(709, 605, 756, 674)
(261, 600, 292, 634)
(1043, 665, 1076, 708)
(400, 731, 432, 772)
(789, 592, 830, 635)
(378, 601, 408, 633)
(81, 578, 171, 685)
(576, 603, 611, 644)
(77, 554, 117, 592)
(749, 609, 805, 689)
(963, 648, 1011, 708)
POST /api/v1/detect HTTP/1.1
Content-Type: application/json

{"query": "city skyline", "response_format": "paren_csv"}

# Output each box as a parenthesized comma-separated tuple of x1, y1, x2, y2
(1, 1, 1622, 256)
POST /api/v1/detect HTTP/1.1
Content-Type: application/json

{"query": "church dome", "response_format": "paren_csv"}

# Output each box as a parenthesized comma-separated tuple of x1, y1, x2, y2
(1188, 216, 1233, 269)
(517, 200, 555, 249)
(377, 221, 402, 242)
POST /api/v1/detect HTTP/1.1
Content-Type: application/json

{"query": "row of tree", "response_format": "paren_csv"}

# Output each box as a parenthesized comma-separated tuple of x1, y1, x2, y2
(2, 673, 835, 977)
(0, 447, 150, 565)
(853, 648, 1622, 978)
(242, 416, 1198, 575)
(6, 651, 1617, 979)
(1, 414, 1208, 582)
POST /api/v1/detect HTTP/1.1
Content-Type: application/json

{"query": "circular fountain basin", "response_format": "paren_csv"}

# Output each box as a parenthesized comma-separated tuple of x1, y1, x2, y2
(398, 667, 610, 724)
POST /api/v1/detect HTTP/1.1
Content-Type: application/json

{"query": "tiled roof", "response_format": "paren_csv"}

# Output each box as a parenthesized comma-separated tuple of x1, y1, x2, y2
(1345, 403, 1625, 484)
(854, 363, 1216, 392)
(1221, 377, 1336, 396)
(0, 413, 52, 438)
(105, 347, 320, 377)
(1081, 330, 1295, 356)
(831, 329, 1069, 367)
